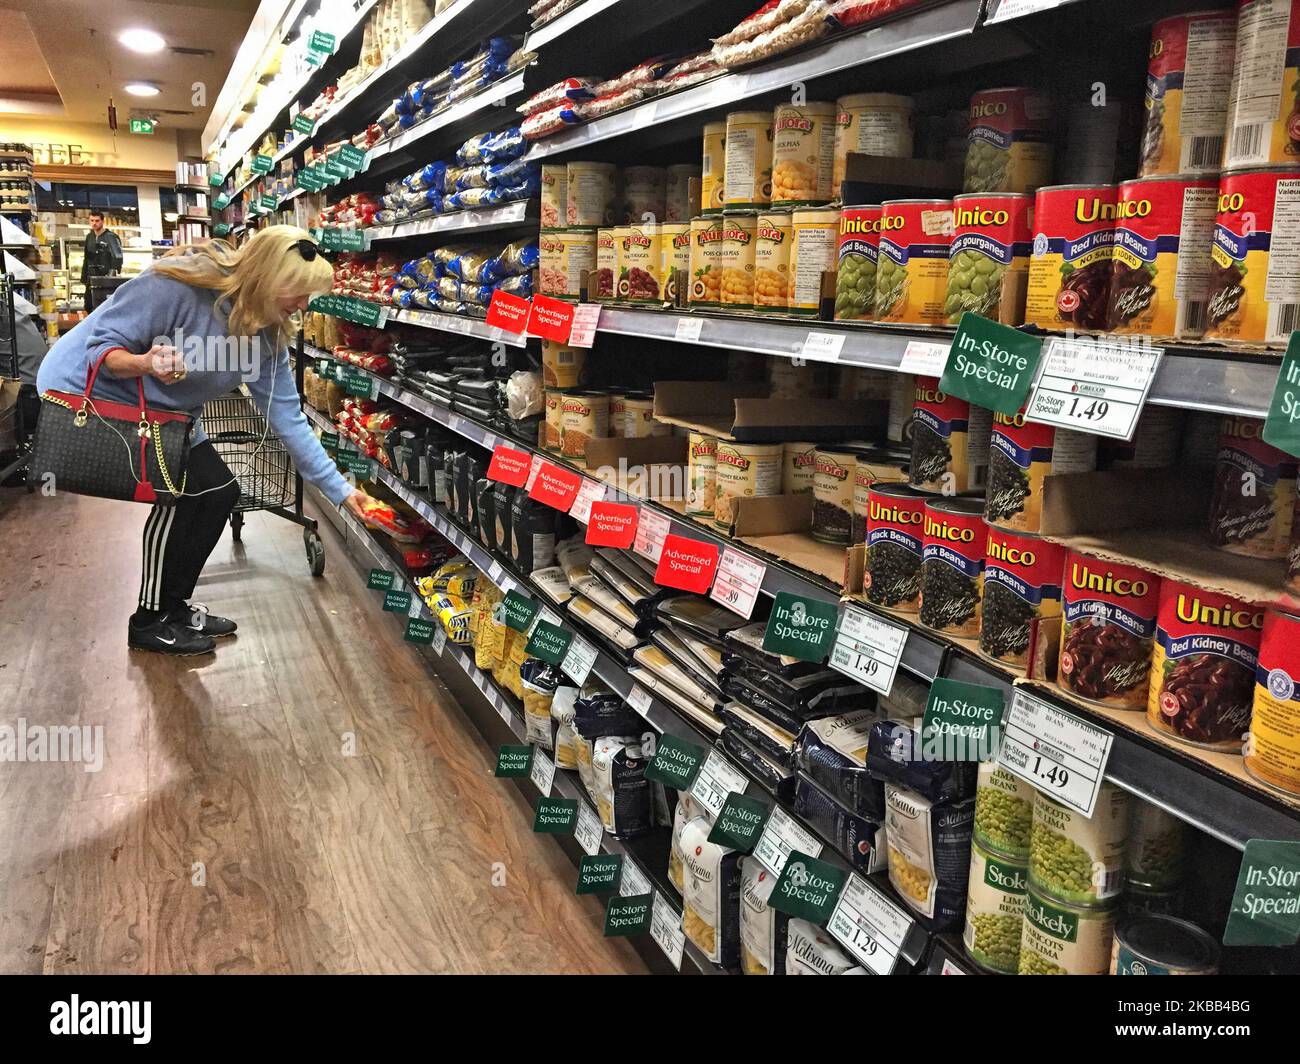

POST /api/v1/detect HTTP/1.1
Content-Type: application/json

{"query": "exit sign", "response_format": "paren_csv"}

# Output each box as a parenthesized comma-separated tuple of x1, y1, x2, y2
(129, 119, 155, 135)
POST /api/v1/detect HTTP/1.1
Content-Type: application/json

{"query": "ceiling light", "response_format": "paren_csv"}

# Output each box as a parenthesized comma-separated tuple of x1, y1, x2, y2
(119, 28, 166, 54)
(124, 82, 160, 97)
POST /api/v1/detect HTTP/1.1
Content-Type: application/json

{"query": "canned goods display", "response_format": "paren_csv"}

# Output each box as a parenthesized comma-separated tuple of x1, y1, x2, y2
(593, 228, 617, 300)
(1208, 416, 1299, 559)
(963, 840, 1028, 975)
(834, 204, 882, 321)
(849, 448, 909, 543)
(1125, 802, 1190, 892)
(920, 496, 986, 640)
(1059, 552, 1162, 709)
(559, 390, 610, 460)
(1029, 785, 1130, 906)
(1147, 580, 1265, 751)
(719, 212, 758, 309)
(1107, 174, 1218, 339)
(724, 110, 774, 210)
(865, 482, 928, 614)
(713, 441, 783, 534)
(541, 339, 586, 389)
(1140, 12, 1237, 177)
(566, 161, 618, 226)
(1104, 407, 1184, 469)
(980, 526, 1067, 668)
(985, 410, 1099, 532)
(788, 207, 839, 314)
(1206, 166, 1300, 348)
(539, 228, 597, 300)
(1026, 183, 1118, 332)
(689, 216, 725, 307)
(1111, 914, 1220, 975)
(666, 164, 701, 223)
(1019, 887, 1117, 975)
(1223, 0, 1300, 168)
(621, 392, 667, 439)
(811, 446, 859, 545)
(618, 224, 662, 303)
(754, 211, 792, 310)
(910, 377, 989, 493)
(623, 165, 666, 224)
(1246, 609, 1300, 796)
(771, 102, 835, 208)
(543, 389, 562, 452)
(686, 433, 717, 517)
(660, 223, 691, 305)
(783, 441, 817, 495)
(832, 93, 915, 199)
(947, 192, 1032, 324)
(964, 87, 1054, 195)
(974, 761, 1036, 860)
(701, 122, 727, 215)
(540, 164, 568, 228)
(876, 199, 955, 326)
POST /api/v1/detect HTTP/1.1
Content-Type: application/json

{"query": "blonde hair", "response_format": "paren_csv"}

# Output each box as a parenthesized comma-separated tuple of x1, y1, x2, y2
(151, 224, 333, 343)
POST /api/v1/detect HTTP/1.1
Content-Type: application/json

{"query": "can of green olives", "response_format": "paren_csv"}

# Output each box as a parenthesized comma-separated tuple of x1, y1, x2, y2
(973, 759, 1035, 859)
(947, 192, 1032, 325)
(1029, 784, 1130, 907)
(834, 204, 882, 322)
(963, 839, 1028, 974)
(1111, 914, 1219, 975)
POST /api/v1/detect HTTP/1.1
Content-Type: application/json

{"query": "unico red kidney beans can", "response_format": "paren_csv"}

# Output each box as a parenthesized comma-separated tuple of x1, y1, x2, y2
(1208, 415, 1299, 559)
(1246, 609, 1300, 796)
(920, 496, 986, 640)
(1026, 183, 1119, 332)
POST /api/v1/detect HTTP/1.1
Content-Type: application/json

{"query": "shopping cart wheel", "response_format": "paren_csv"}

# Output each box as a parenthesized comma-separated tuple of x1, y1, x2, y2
(230, 511, 244, 542)
(305, 528, 325, 577)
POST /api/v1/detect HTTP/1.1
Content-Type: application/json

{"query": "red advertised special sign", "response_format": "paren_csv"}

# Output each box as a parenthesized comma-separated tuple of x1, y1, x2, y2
(585, 502, 639, 548)
(486, 445, 531, 487)
(526, 294, 575, 342)
(654, 534, 719, 594)
(485, 290, 531, 333)
(528, 461, 582, 511)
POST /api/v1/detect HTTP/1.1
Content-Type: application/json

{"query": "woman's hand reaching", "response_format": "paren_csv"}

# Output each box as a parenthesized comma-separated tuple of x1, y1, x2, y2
(342, 489, 371, 521)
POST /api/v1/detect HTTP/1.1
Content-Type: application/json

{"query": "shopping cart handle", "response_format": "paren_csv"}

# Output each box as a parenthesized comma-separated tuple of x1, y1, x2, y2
(210, 431, 261, 444)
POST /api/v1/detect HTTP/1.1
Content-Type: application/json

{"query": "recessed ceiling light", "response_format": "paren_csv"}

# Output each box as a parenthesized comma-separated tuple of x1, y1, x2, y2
(124, 82, 160, 97)
(119, 28, 166, 54)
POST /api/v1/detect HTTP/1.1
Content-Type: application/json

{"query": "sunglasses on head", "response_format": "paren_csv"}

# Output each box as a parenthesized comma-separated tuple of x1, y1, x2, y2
(291, 239, 331, 263)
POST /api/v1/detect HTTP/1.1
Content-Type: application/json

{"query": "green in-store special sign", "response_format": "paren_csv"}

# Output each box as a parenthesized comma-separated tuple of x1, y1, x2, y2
(643, 734, 706, 790)
(767, 850, 847, 923)
(533, 797, 578, 834)
(525, 620, 573, 664)
(502, 590, 540, 633)
(319, 430, 339, 450)
(367, 568, 395, 590)
(604, 894, 653, 937)
(310, 294, 386, 328)
(762, 591, 837, 662)
(383, 590, 412, 614)
(260, 194, 278, 212)
(708, 793, 771, 852)
(940, 312, 1043, 417)
(324, 156, 350, 180)
(298, 169, 326, 192)
(1263, 333, 1300, 459)
(339, 366, 372, 397)
(251, 154, 274, 174)
(577, 854, 623, 895)
(338, 144, 367, 172)
(921, 677, 1006, 759)
(292, 112, 317, 136)
(213, 193, 230, 210)
(495, 745, 533, 778)
(209, 172, 224, 187)
(320, 227, 366, 252)
(213, 223, 231, 237)
(1224, 840, 1300, 946)
(404, 618, 435, 645)
(310, 30, 337, 54)
(129, 118, 154, 135)
(341, 454, 371, 477)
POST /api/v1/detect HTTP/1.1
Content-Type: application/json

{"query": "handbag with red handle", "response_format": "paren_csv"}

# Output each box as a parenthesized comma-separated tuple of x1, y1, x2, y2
(31, 348, 193, 503)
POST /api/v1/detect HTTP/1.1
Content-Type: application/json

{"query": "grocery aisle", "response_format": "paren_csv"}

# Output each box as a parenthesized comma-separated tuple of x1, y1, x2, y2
(0, 487, 644, 975)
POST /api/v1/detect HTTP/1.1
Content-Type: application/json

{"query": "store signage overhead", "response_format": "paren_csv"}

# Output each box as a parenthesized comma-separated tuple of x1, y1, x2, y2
(1263, 332, 1300, 458)
(762, 591, 837, 662)
(940, 312, 1043, 415)
(1223, 840, 1300, 947)
(1024, 337, 1162, 441)
(585, 502, 638, 548)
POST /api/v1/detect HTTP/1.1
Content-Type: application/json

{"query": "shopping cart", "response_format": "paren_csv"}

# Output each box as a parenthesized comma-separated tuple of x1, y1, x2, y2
(202, 389, 326, 575)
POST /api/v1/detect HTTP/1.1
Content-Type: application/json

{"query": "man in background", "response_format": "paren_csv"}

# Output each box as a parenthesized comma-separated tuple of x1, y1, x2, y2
(81, 209, 123, 310)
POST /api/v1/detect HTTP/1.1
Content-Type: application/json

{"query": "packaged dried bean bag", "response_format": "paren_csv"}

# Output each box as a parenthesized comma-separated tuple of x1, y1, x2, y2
(884, 783, 975, 931)
(681, 816, 742, 966)
(739, 855, 789, 975)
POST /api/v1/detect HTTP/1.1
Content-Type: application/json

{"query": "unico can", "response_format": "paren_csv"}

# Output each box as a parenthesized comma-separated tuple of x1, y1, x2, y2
(1208, 415, 1299, 558)
(980, 527, 1067, 669)
(876, 199, 955, 326)
(1140, 11, 1237, 177)
(689, 216, 725, 308)
(947, 192, 1032, 325)
(771, 102, 835, 207)
(985, 409, 1099, 533)
(1223, 0, 1300, 168)
(920, 496, 987, 640)
(835, 204, 882, 321)
(1206, 165, 1300, 347)
(789, 207, 840, 314)
(1246, 609, 1300, 796)
(865, 482, 928, 614)
(701, 122, 727, 215)
(963, 87, 1054, 195)
(910, 376, 990, 493)
(754, 211, 792, 310)
(1107, 174, 1218, 339)
(724, 111, 774, 210)
(719, 212, 758, 309)
(1026, 183, 1119, 332)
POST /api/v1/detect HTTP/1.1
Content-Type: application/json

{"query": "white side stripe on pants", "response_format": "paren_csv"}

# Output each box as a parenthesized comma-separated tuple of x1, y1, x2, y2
(139, 504, 176, 610)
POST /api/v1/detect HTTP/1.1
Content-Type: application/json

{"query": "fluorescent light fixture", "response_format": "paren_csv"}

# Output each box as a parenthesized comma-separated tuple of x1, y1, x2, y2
(124, 82, 160, 97)
(119, 28, 166, 53)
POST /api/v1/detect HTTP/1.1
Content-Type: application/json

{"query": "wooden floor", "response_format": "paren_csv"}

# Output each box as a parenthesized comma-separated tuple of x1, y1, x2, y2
(0, 487, 645, 975)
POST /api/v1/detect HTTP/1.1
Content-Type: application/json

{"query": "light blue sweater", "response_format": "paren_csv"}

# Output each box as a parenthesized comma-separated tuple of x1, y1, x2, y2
(37, 269, 353, 506)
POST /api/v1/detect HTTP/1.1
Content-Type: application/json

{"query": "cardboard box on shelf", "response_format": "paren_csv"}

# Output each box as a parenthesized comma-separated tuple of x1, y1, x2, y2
(840, 153, 963, 204)
(652, 380, 888, 443)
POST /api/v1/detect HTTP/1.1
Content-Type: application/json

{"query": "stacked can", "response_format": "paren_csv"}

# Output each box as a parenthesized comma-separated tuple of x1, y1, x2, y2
(964, 761, 1035, 973)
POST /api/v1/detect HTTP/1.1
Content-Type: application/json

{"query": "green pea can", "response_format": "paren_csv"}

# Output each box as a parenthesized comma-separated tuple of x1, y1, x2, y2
(947, 193, 1031, 325)
(963, 839, 1028, 974)
(973, 760, 1035, 859)
(834, 204, 882, 321)
(1028, 783, 1130, 907)
(1020, 887, 1116, 975)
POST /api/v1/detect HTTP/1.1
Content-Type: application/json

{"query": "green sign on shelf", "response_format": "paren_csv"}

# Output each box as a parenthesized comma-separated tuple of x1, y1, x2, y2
(129, 118, 154, 136)
(251, 154, 274, 175)
(525, 620, 573, 665)
(341, 454, 371, 477)
(495, 745, 533, 778)
(213, 223, 231, 237)
(707, 793, 771, 852)
(762, 591, 837, 663)
(603, 894, 653, 937)
(309, 30, 337, 54)
(921, 677, 1006, 759)
(1224, 840, 1300, 947)
(309, 294, 386, 328)
(320, 227, 365, 252)
(338, 366, 373, 397)
(213, 194, 230, 210)
(533, 797, 578, 834)
(643, 734, 706, 790)
(766, 850, 847, 923)
(337, 144, 367, 173)
(292, 112, 317, 136)
(502, 590, 540, 633)
(577, 854, 623, 895)
(324, 157, 349, 180)
(404, 618, 435, 645)
(260, 194, 278, 212)
(383, 590, 413, 614)
(1263, 332, 1300, 459)
(939, 312, 1043, 416)
(209, 172, 224, 187)
(319, 430, 339, 450)
(367, 568, 395, 590)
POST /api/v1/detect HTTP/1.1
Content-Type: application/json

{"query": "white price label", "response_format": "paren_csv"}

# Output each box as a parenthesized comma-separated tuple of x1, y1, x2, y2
(561, 634, 598, 685)
(753, 806, 823, 876)
(369, 378, 381, 401)
(489, 562, 505, 586)
(997, 689, 1114, 817)
(827, 873, 914, 976)
(673, 316, 704, 343)
(568, 479, 607, 525)
(650, 893, 686, 971)
(689, 750, 749, 819)
(568, 303, 602, 347)
(709, 547, 766, 619)
(1025, 337, 1163, 441)
(529, 747, 556, 797)
(633, 509, 671, 563)
(627, 685, 654, 717)
(407, 595, 423, 619)
(496, 693, 514, 728)
(828, 605, 908, 696)
(988, 0, 1063, 22)
(619, 860, 652, 898)
(898, 340, 950, 378)
(525, 454, 544, 492)
(574, 801, 603, 857)
(799, 332, 846, 363)
(941, 959, 967, 975)
(429, 624, 447, 655)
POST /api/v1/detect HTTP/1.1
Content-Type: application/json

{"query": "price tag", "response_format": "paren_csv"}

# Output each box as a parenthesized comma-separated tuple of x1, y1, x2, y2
(987, 0, 1062, 22)
(489, 560, 505, 585)
(997, 689, 1114, 817)
(485, 290, 531, 334)
(568, 303, 602, 347)
(627, 685, 654, 717)
(633, 508, 671, 563)
(1025, 337, 1163, 441)
(619, 860, 653, 898)
(827, 873, 915, 975)
(709, 547, 766, 619)
(429, 625, 447, 655)
(562, 635, 598, 685)
(650, 894, 686, 971)
(574, 802, 604, 857)
(673, 317, 704, 343)
(568, 479, 607, 524)
(828, 605, 908, 696)
(654, 534, 719, 594)
(899, 340, 950, 378)
(529, 748, 557, 798)
(585, 502, 639, 548)
(528, 462, 582, 511)
(526, 294, 576, 342)
(800, 332, 846, 363)
(689, 750, 749, 818)
(753, 806, 823, 876)
(487, 445, 531, 486)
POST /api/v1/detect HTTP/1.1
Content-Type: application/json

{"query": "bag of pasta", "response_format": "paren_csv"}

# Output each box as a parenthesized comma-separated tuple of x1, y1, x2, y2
(589, 735, 651, 838)
(681, 816, 742, 967)
(883, 782, 974, 932)
(785, 917, 859, 975)
(551, 683, 579, 770)
(739, 855, 788, 975)
(668, 792, 704, 893)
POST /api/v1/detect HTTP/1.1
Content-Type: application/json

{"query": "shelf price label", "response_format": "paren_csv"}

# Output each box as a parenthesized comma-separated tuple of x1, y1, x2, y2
(585, 502, 639, 548)
(762, 591, 837, 663)
(568, 303, 602, 347)
(753, 806, 823, 877)
(561, 634, 598, 686)
(997, 689, 1114, 817)
(485, 289, 531, 334)
(707, 793, 770, 853)
(644, 734, 707, 790)
(494, 745, 533, 778)
(576, 853, 623, 895)
(827, 873, 915, 975)
(633, 508, 671, 563)
(653, 534, 719, 594)
(899, 340, 950, 378)
(487, 444, 531, 486)
(767, 851, 847, 923)
(530, 748, 557, 798)
(828, 604, 908, 696)
(799, 331, 847, 363)
(650, 894, 686, 970)
(568, 479, 607, 524)
(573, 801, 604, 857)
(673, 316, 704, 343)
(1025, 337, 1163, 441)
(626, 685, 654, 718)
(689, 751, 748, 819)
(526, 294, 576, 342)
(709, 547, 766, 619)
(1223, 840, 1300, 947)
(532, 794, 575, 832)
(603, 893, 653, 937)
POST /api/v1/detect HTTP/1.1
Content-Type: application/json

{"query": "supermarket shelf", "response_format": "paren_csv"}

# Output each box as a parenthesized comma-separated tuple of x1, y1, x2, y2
(366, 70, 529, 165)
(176, 214, 212, 224)
(523, 0, 626, 52)
(365, 200, 537, 243)
(389, 307, 530, 348)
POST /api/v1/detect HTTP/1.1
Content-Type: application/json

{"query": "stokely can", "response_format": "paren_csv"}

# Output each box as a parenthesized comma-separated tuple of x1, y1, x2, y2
(540, 164, 568, 228)
(771, 102, 836, 208)
(985, 409, 1099, 532)
(1147, 580, 1265, 751)
(543, 389, 563, 452)
(1206, 165, 1300, 347)
(1107, 174, 1219, 338)
(719, 211, 758, 309)
(783, 441, 817, 495)
(920, 496, 986, 640)
(864, 482, 928, 614)
(964, 87, 1054, 195)
(947, 192, 1033, 325)
(618, 224, 663, 303)
(1111, 915, 1220, 975)
(980, 526, 1068, 669)
(1223, 0, 1300, 168)
(1029, 785, 1130, 907)
(754, 211, 792, 310)
(849, 448, 910, 543)
(559, 389, 610, 461)
(593, 228, 617, 301)
(713, 441, 783, 534)
(566, 161, 618, 227)
(963, 840, 1028, 975)
(1208, 415, 1299, 559)
(623, 165, 666, 224)
(974, 760, 1036, 860)
(660, 223, 691, 306)
(723, 110, 774, 210)
(701, 122, 727, 216)
(876, 199, 955, 326)
(789, 207, 840, 315)
(666, 164, 701, 223)
(832, 94, 915, 198)
(686, 432, 717, 517)
(910, 376, 981, 492)
(1026, 183, 1118, 332)
(1140, 12, 1238, 177)
(689, 216, 725, 308)
(834, 204, 882, 322)
(1059, 552, 1162, 709)
(1019, 887, 1117, 975)
(1245, 609, 1300, 796)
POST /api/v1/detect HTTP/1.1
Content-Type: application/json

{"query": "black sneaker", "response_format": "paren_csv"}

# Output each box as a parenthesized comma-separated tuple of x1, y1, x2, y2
(167, 603, 238, 638)
(128, 616, 216, 656)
